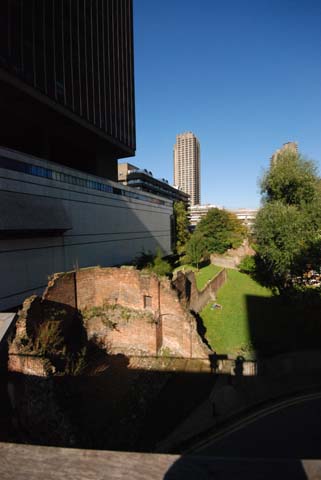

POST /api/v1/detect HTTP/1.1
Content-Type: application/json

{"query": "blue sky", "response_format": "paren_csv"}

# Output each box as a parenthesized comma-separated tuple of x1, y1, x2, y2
(132, 0, 321, 208)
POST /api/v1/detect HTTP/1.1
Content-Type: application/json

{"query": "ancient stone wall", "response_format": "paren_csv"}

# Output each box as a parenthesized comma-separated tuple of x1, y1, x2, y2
(8, 354, 48, 376)
(210, 239, 255, 270)
(9, 267, 211, 373)
(173, 268, 227, 313)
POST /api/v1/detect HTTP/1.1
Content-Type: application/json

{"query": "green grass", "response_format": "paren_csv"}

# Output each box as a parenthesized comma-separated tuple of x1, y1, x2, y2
(174, 263, 222, 291)
(201, 268, 321, 358)
(201, 269, 272, 358)
(195, 264, 222, 290)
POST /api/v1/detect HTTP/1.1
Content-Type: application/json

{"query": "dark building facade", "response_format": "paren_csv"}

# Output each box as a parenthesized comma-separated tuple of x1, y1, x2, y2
(118, 163, 190, 204)
(0, 2, 176, 311)
(0, 0, 135, 180)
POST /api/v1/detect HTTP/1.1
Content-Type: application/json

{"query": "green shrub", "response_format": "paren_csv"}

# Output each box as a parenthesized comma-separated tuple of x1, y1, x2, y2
(238, 255, 256, 274)
(151, 252, 172, 276)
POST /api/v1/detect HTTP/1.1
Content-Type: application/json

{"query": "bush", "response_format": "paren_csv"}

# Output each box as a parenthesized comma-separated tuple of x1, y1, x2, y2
(238, 255, 256, 274)
(133, 250, 154, 269)
(150, 249, 172, 276)
(133, 248, 172, 276)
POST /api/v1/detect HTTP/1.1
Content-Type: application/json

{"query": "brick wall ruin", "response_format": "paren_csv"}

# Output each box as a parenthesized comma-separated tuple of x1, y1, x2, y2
(173, 268, 227, 313)
(9, 267, 212, 374)
(210, 240, 255, 270)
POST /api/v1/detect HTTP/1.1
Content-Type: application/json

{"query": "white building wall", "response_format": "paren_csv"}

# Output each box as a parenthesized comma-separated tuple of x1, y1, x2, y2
(0, 148, 173, 310)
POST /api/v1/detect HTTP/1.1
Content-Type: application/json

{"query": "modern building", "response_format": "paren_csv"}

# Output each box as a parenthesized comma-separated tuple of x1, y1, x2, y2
(0, 1, 173, 310)
(173, 132, 200, 206)
(189, 204, 223, 228)
(189, 204, 257, 230)
(118, 163, 189, 204)
(0, 0, 135, 181)
(230, 208, 258, 230)
(271, 142, 298, 166)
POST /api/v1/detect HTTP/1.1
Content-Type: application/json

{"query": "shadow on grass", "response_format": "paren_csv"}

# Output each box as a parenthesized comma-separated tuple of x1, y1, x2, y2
(246, 294, 321, 357)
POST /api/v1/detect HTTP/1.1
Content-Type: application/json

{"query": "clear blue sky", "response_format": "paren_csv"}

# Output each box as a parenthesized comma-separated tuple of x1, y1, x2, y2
(132, 0, 321, 209)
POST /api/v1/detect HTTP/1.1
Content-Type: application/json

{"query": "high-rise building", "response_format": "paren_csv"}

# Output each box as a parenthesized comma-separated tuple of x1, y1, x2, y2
(271, 142, 298, 166)
(0, 1, 175, 310)
(173, 132, 200, 206)
(0, 0, 136, 180)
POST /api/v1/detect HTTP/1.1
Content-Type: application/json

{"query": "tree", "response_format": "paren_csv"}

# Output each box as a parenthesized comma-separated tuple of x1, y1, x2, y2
(254, 202, 306, 291)
(195, 208, 247, 254)
(260, 150, 319, 206)
(173, 201, 190, 255)
(185, 231, 207, 269)
(254, 150, 321, 292)
(150, 248, 172, 276)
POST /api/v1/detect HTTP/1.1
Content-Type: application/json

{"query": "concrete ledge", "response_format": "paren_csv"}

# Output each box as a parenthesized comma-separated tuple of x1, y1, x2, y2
(1, 442, 320, 479)
(0, 313, 16, 343)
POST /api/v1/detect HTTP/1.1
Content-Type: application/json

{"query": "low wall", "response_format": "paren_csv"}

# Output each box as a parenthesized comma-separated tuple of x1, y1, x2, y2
(210, 240, 255, 270)
(173, 269, 227, 313)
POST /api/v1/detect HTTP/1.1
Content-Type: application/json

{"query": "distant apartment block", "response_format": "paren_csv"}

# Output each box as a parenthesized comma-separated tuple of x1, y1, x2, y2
(230, 208, 258, 230)
(271, 142, 298, 166)
(118, 163, 189, 204)
(173, 132, 200, 206)
(189, 204, 257, 229)
(189, 204, 223, 228)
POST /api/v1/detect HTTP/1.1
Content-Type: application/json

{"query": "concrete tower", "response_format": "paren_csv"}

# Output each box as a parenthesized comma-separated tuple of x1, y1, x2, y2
(173, 132, 200, 206)
(271, 142, 298, 166)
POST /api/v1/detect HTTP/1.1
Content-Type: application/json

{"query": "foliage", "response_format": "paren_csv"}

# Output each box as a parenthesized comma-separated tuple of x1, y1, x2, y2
(150, 248, 172, 276)
(82, 304, 118, 329)
(261, 150, 319, 206)
(173, 201, 190, 255)
(185, 231, 207, 269)
(238, 255, 256, 275)
(134, 248, 172, 276)
(64, 347, 88, 375)
(33, 320, 65, 356)
(255, 150, 321, 292)
(133, 250, 154, 269)
(195, 208, 247, 254)
(254, 202, 306, 290)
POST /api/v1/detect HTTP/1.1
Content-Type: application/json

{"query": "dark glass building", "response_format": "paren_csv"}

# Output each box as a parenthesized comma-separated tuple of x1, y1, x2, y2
(0, 0, 135, 180)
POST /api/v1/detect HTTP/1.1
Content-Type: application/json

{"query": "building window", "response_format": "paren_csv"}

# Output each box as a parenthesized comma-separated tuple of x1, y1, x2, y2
(144, 295, 152, 308)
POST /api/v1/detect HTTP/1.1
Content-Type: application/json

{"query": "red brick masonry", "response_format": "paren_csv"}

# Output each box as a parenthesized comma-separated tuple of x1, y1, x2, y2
(9, 267, 212, 374)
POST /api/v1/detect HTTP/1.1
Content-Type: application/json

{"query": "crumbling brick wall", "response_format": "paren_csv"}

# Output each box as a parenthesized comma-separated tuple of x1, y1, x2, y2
(9, 267, 211, 370)
(173, 268, 227, 313)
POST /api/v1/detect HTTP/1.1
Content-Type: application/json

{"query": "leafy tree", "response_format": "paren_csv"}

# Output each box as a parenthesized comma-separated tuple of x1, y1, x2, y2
(254, 202, 306, 291)
(254, 150, 321, 292)
(195, 208, 247, 254)
(151, 248, 172, 276)
(238, 255, 256, 275)
(185, 231, 207, 269)
(261, 150, 319, 206)
(173, 201, 190, 255)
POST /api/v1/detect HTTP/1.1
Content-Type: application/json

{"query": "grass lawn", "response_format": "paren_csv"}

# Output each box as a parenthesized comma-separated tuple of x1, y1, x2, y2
(195, 264, 222, 290)
(201, 268, 321, 358)
(174, 263, 222, 291)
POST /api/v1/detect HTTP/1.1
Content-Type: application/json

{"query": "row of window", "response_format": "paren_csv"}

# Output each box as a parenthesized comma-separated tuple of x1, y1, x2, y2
(0, 155, 171, 207)
(127, 178, 186, 202)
